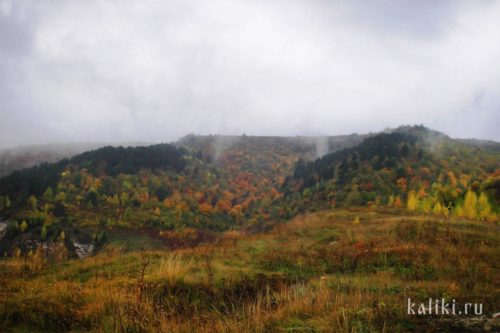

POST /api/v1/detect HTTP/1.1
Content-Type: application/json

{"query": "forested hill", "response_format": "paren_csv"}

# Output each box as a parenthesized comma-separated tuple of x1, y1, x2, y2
(0, 126, 498, 258)
(0, 132, 367, 255)
(0, 144, 186, 204)
(0, 143, 103, 178)
(283, 126, 499, 220)
(0, 142, 149, 177)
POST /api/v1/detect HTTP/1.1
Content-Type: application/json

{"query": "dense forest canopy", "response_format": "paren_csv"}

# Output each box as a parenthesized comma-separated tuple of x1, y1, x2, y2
(0, 126, 498, 257)
(283, 127, 499, 220)
(0, 144, 186, 202)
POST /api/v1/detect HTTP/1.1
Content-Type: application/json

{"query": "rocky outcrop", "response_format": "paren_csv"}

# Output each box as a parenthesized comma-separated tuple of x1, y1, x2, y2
(72, 240, 94, 259)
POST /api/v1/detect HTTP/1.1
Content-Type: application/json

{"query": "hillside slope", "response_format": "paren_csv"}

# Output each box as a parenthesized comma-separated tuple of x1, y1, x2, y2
(283, 126, 499, 220)
(0, 126, 498, 258)
(0, 142, 150, 177)
(1, 208, 498, 332)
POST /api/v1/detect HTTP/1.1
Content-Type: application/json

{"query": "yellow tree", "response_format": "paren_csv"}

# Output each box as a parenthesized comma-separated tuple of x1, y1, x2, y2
(387, 195, 395, 207)
(453, 204, 464, 217)
(111, 194, 120, 206)
(28, 195, 38, 211)
(463, 190, 478, 219)
(459, 174, 469, 188)
(120, 192, 129, 205)
(433, 201, 442, 215)
(406, 191, 418, 212)
(20, 220, 28, 232)
(442, 204, 450, 218)
(477, 192, 492, 220)
(420, 197, 433, 213)
(43, 187, 54, 202)
(486, 213, 498, 223)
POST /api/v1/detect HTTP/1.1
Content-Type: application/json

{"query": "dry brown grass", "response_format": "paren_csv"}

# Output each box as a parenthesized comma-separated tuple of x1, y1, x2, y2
(0, 208, 498, 332)
(147, 252, 194, 284)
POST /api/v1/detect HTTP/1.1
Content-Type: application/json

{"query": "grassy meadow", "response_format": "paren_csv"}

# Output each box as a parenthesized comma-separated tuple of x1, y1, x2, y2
(1, 208, 498, 332)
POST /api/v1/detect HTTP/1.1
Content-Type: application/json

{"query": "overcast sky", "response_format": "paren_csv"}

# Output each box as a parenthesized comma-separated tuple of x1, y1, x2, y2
(1, 0, 499, 148)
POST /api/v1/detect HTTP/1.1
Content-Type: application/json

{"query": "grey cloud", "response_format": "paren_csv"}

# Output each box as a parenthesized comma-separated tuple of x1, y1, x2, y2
(0, 0, 499, 148)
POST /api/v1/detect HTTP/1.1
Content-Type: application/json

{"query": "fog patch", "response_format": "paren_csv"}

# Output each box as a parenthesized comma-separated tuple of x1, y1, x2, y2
(315, 136, 329, 158)
(212, 135, 242, 161)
